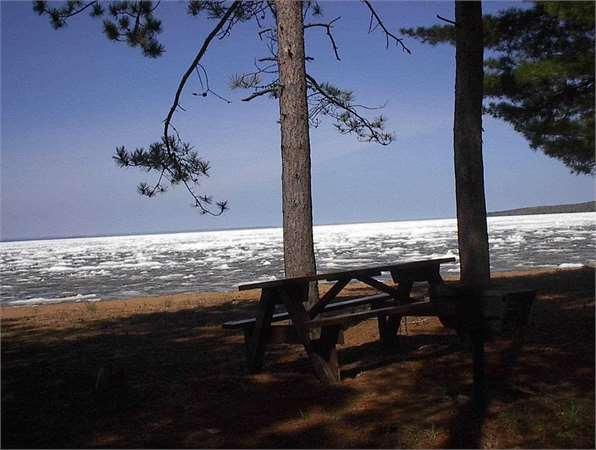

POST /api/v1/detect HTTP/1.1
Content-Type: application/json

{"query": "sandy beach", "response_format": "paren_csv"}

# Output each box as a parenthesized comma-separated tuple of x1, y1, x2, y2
(1, 267, 594, 448)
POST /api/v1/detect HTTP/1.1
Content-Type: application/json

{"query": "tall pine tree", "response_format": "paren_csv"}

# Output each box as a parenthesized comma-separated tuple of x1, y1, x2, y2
(402, 1, 595, 174)
(453, 1, 490, 288)
(34, 1, 408, 296)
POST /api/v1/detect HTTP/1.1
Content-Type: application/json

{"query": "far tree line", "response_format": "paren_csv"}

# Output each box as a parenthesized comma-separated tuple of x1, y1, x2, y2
(34, 0, 595, 292)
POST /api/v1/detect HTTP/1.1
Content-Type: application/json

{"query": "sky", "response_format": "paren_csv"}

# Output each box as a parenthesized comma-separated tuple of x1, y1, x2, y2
(1, 1, 593, 241)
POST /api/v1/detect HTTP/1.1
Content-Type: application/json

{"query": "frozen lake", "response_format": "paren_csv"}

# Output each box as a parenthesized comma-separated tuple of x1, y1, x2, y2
(1, 212, 594, 306)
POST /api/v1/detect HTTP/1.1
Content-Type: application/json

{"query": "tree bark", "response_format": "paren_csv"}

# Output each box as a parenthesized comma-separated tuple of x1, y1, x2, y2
(454, 1, 490, 288)
(275, 0, 318, 304)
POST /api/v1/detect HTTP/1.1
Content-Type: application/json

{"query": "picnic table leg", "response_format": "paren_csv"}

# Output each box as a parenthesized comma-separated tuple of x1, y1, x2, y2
(247, 288, 276, 373)
(377, 314, 402, 347)
(313, 325, 341, 379)
(281, 285, 341, 383)
(426, 266, 461, 330)
(427, 266, 445, 299)
(378, 275, 413, 347)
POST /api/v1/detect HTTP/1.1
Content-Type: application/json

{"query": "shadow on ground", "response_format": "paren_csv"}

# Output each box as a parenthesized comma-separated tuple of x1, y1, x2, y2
(1, 268, 594, 448)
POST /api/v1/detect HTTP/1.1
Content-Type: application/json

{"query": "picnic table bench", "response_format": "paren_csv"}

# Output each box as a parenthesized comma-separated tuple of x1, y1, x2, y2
(224, 257, 455, 382)
(224, 257, 535, 390)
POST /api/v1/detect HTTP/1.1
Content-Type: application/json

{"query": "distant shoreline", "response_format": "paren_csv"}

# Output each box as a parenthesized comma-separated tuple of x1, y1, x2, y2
(1, 201, 593, 243)
(487, 201, 595, 217)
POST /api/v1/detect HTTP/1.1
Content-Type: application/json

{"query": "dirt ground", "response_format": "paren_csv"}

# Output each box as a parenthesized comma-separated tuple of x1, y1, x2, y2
(1, 268, 594, 448)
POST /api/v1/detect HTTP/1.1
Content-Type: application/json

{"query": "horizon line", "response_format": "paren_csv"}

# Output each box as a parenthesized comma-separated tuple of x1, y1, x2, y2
(2, 201, 594, 243)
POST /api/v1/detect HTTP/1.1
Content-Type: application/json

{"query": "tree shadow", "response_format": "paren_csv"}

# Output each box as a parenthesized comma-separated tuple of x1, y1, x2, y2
(440, 268, 595, 448)
(1, 267, 594, 448)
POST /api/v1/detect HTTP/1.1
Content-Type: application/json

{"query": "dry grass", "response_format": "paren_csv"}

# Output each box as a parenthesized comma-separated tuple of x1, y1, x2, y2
(1, 268, 594, 448)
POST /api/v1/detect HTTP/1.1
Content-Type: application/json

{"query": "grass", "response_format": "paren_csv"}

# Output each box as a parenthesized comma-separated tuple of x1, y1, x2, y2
(425, 423, 441, 442)
(492, 394, 594, 448)
(560, 398, 582, 428)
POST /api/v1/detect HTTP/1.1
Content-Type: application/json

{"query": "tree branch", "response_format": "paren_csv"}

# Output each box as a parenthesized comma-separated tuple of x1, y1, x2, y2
(241, 87, 278, 101)
(304, 16, 341, 60)
(305, 73, 392, 144)
(437, 14, 457, 26)
(362, 0, 411, 53)
(63, 1, 98, 18)
(163, 1, 240, 148)
(159, 1, 240, 215)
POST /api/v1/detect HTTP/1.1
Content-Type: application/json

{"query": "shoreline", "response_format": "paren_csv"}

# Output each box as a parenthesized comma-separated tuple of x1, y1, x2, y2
(2, 265, 593, 448)
(1, 266, 589, 315)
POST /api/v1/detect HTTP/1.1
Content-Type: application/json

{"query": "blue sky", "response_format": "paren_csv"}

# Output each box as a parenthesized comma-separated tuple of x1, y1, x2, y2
(1, 1, 593, 241)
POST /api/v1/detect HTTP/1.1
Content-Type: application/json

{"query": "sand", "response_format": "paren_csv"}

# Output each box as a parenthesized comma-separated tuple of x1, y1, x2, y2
(0, 268, 575, 322)
(1, 267, 594, 448)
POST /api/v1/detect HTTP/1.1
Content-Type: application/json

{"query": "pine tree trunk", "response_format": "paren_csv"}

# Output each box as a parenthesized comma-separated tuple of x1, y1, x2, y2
(454, 1, 490, 288)
(275, 0, 318, 303)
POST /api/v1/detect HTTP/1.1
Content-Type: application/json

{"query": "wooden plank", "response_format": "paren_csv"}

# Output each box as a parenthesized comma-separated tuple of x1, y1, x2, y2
(323, 257, 455, 280)
(279, 285, 341, 383)
(355, 276, 399, 297)
(238, 269, 380, 291)
(223, 311, 289, 329)
(397, 280, 414, 300)
(238, 257, 455, 291)
(304, 300, 440, 328)
(377, 273, 413, 346)
(392, 266, 442, 284)
(246, 288, 276, 373)
(428, 273, 444, 299)
(312, 326, 342, 381)
(309, 278, 350, 318)
(377, 314, 402, 346)
(323, 269, 383, 282)
(223, 293, 393, 329)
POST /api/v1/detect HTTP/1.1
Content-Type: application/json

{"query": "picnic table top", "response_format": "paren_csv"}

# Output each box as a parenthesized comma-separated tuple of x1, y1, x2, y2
(238, 257, 456, 291)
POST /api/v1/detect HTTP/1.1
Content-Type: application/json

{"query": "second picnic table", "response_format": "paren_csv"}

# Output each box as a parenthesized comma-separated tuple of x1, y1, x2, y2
(225, 257, 455, 383)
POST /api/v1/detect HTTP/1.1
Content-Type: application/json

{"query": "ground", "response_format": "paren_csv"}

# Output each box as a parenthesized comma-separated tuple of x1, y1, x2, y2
(1, 268, 594, 448)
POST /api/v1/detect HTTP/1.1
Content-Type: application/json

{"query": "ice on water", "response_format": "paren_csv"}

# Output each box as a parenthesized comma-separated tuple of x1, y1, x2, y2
(1, 212, 594, 306)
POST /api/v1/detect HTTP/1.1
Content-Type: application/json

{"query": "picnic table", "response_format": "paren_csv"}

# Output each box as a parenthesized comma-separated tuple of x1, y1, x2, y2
(224, 257, 455, 383)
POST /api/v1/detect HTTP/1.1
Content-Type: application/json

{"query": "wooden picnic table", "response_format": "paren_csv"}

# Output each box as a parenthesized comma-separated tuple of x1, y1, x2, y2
(231, 257, 456, 383)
